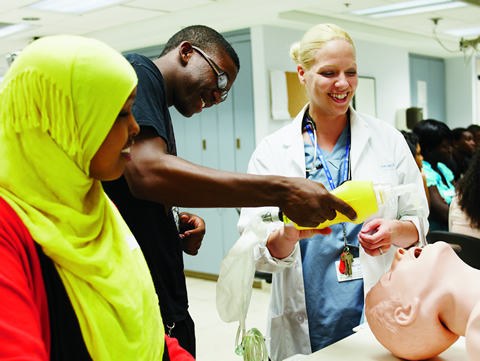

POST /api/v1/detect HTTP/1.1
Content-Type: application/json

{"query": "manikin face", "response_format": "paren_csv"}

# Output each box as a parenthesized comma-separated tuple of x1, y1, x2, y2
(298, 39, 357, 119)
(174, 43, 238, 118)
(367, 242, 454, 307)
(366, 242, 461, 360)
(89, 88, 139, 181)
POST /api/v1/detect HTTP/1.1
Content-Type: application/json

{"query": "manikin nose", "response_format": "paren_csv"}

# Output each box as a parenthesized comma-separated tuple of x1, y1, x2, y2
(394, 248, 406, 261)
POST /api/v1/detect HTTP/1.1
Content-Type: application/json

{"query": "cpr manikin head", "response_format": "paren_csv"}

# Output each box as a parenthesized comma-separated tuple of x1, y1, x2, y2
(365, 243, 460, 360)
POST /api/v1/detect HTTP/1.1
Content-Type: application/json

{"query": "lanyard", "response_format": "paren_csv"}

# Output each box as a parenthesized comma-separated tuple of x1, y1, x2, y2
(305, 119, 353, 256)
(305, 124, 351, 191)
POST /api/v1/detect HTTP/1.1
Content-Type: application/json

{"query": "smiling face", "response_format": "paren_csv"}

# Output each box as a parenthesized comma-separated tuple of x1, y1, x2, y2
(298, 39, 357, 120)
(173, 44, 238, 118)
(89, 88, 139, 181)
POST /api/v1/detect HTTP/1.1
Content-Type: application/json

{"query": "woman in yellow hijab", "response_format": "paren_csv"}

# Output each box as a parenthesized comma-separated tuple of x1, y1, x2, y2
(0, 35, 169, 360)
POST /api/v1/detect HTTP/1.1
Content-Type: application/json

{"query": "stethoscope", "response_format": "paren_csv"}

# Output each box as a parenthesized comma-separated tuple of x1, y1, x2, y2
(303, 114, 323, 173)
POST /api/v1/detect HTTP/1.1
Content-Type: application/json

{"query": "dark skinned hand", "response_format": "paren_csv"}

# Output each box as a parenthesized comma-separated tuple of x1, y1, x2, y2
(179, 212, 206, 256)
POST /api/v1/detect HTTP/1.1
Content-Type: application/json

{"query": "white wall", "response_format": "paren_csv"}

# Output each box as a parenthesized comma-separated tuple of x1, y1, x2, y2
(354, 38, 410, 128)
(445, 56, 477, 129)
(477, 57, 480, 126)
(251, 25, 305, 145)
(250, 24, 411, 144)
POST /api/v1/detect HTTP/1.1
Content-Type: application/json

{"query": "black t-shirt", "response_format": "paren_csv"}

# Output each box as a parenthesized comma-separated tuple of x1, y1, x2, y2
(102, 53, 188, 324)
(35, 243, 92, 360)
(36, 241, 170, 361)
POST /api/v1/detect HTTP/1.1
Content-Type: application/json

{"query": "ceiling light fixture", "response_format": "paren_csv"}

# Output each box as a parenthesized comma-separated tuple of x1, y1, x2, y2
(26, 0, 125, 14)
(350, 0, 467, 18)
(445, 27, 480, 37)
(0, 23, 34, 38)
(430, 18, 479, 65)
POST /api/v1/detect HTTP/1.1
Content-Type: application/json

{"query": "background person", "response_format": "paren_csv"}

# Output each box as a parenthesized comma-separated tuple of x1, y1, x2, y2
(449, 147, 480, 238)
(365, 242, 480, 361)
(0, 35, 183, 360)
(467, 124, 480, 150)
(102, 24, 356, 357)
(413, 119, 454, 231)
(401, 130, 430, 206)
(237, 23, 427, 361)
(446, 127, 475, 182)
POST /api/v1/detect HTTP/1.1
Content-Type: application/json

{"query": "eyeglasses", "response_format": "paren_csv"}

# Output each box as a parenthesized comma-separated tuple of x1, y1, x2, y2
(192, 45, 229, 102)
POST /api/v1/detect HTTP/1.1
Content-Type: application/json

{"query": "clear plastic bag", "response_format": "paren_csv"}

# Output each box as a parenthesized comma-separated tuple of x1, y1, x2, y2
(216, 214, 269, 361)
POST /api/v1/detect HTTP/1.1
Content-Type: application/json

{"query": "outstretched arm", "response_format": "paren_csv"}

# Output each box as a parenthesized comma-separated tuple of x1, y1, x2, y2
(124, 128, 356, 227)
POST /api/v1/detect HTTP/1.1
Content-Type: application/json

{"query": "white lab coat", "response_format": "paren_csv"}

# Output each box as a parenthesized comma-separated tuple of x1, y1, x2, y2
(237, 105, 428, 361)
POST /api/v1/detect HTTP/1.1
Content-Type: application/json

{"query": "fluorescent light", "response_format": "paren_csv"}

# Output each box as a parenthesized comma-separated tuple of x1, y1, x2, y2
(0, 23, 33, 38)
(27, 0, 124, 14)
(445, 27, 480, 36)
(351, 0, 467, 18)
(371, 2, 467, 17)
(351, 0, 451, 15)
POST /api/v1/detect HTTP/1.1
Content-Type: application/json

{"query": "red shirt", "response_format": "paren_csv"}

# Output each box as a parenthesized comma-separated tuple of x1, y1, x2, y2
(0, 197, 50, 360)
(0, 197, 195, 360)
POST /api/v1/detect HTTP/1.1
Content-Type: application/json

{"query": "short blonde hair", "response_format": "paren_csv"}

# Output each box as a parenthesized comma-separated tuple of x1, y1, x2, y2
(290, 23, 355, 70)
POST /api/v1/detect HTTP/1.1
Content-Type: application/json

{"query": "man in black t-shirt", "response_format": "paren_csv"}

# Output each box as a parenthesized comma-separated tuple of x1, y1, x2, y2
(103, 25, 356, 358)
(103, 50, 201, 356)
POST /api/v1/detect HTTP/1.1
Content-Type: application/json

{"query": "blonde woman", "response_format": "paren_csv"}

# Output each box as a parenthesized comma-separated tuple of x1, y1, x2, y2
(238, 24, 428, 361)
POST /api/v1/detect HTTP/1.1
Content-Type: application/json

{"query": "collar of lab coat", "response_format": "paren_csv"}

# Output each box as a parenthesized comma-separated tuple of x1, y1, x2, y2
(284, 103, 372, 177)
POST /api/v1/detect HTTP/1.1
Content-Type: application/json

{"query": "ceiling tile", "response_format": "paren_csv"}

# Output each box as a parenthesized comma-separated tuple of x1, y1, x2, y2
(436, 5, 480, 22)
(0, 0, 38, 14)
(124, 0, 214, 12)
(50, 4, 165, 31)
(0, 8, 74, 25)
(310, 0, 393, 15)
(7, 25, 89, 40)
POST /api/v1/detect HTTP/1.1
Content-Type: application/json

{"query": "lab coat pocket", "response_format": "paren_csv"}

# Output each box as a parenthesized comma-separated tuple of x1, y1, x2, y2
(267, 309, 286, 361)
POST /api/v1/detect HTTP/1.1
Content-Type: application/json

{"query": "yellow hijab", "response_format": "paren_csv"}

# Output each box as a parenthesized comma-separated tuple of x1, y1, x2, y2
(0, 35, 164, 360)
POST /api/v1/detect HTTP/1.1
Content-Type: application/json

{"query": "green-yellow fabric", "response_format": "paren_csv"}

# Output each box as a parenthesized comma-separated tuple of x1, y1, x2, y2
(0, 35, 164, 360)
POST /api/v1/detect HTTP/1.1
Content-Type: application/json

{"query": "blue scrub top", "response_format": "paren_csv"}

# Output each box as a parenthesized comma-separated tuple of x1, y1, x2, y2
(300, 124, 364, 352)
